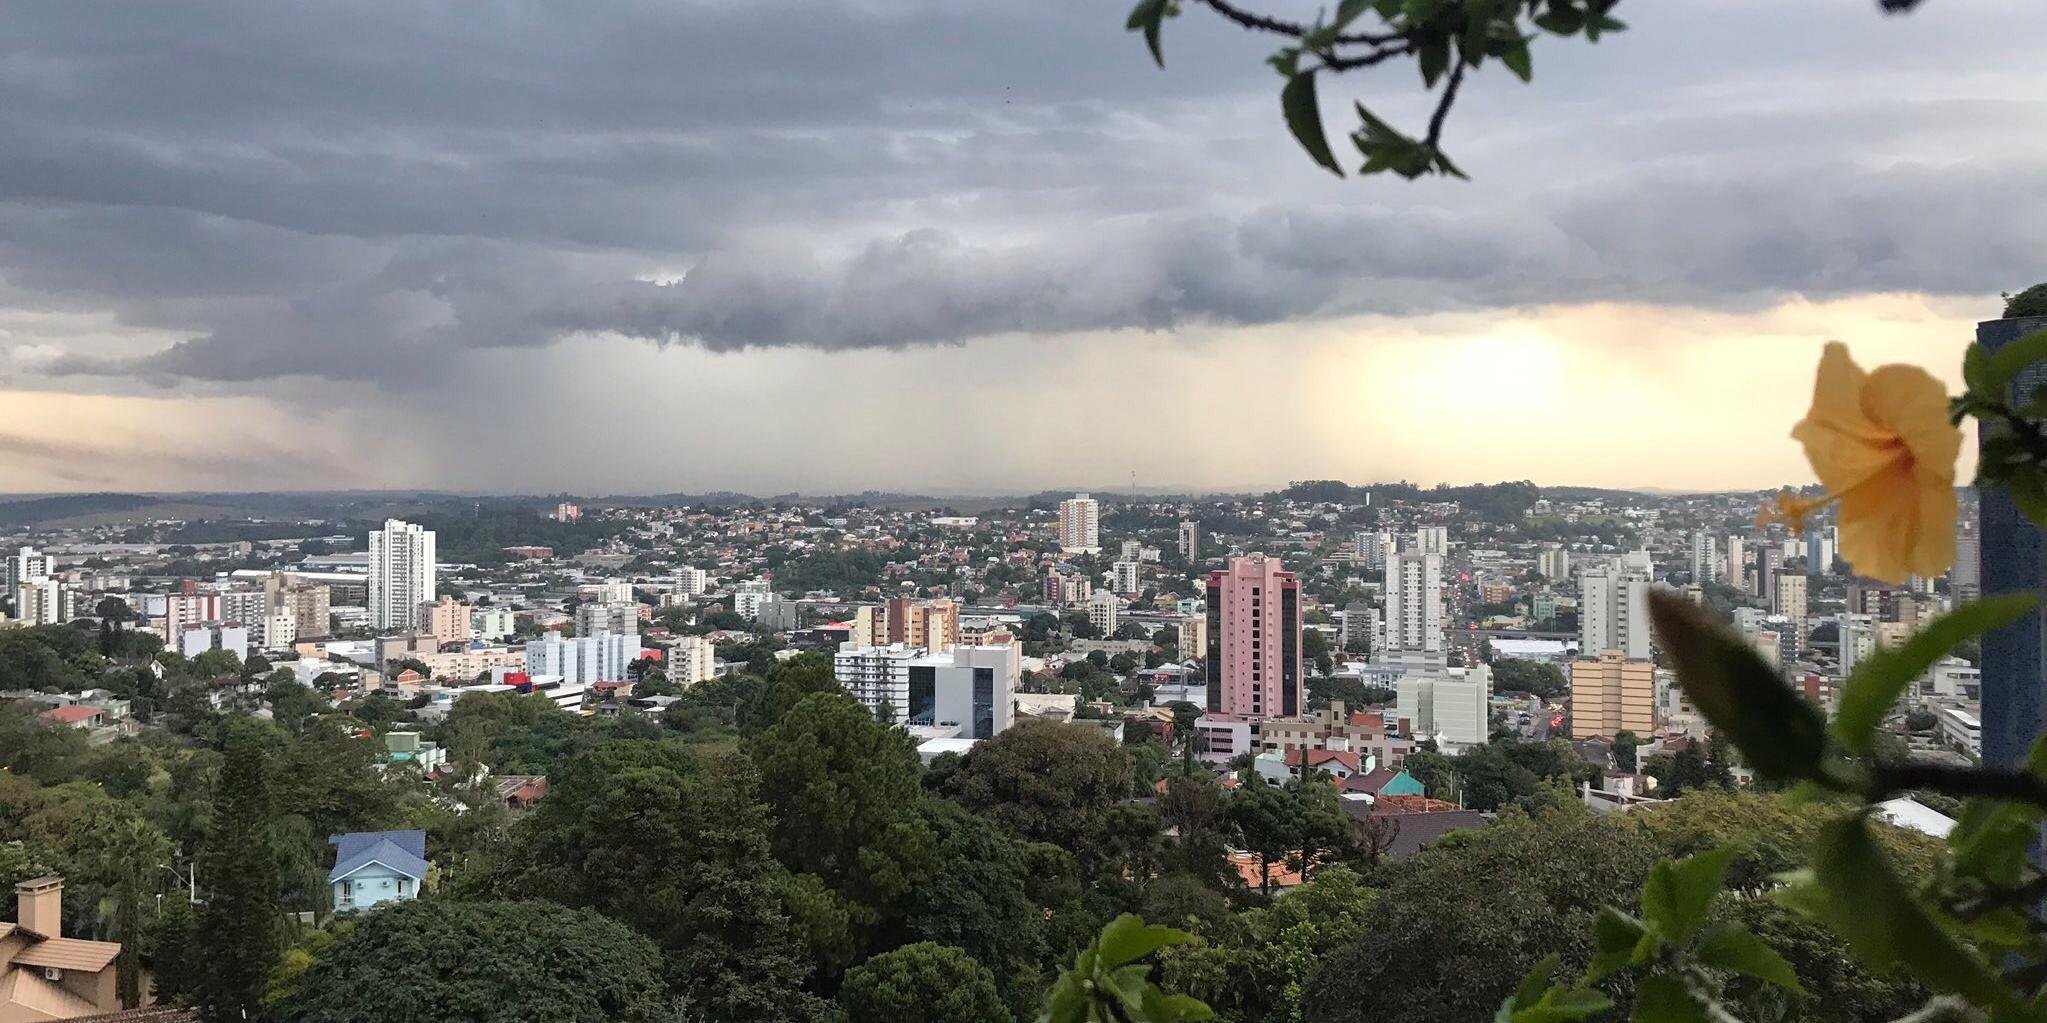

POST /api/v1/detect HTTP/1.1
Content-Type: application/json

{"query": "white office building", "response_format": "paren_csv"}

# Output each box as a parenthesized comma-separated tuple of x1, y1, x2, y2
(369, 519, 437, 632)
(1059, 494, 1102, 554)
(524, 631, 639, 686)
(1580, 552, 1653, 660)
(1382, 550, 1444, 654)
(1396, 663, 1491, 753)
(471, 607, 518, 642)
(833, 643, 1016, 739)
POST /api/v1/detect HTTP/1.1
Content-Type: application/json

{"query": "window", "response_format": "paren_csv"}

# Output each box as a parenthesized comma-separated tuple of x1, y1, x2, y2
(339, 880, 353, 901)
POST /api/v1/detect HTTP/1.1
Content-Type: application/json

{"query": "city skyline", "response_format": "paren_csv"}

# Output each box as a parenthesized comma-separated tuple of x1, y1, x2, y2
(0, 3, 2038, 493)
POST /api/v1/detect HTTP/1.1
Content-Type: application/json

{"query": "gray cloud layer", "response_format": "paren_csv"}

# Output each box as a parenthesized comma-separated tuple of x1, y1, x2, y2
(2, 1, 2045, 385)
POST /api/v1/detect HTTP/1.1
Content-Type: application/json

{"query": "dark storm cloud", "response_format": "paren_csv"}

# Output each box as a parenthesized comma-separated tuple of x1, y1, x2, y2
(3, 0, 2046, 384)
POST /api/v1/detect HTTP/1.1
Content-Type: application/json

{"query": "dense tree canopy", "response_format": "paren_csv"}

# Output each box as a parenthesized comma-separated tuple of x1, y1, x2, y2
(840, 942, 1010, 1023)
(282, 900, 668, 1023)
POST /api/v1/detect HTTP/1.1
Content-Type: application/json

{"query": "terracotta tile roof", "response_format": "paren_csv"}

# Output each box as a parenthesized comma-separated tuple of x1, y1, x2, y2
(0, 967, 104, 1019)
(11, 936, 124, 972)
(64, 1008, 199, 1023)
(41, 705, 104, 725)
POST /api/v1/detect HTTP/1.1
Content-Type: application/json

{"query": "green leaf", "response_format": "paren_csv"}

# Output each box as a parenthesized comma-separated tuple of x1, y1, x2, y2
(1640, 848, 1735, 943)
(2009, 470, 2047, 527)
(1833, 594, 2038, 755)
(1631, 977, 1707, 1023)
(1985, 328, 2047, 395)
(1794, 814, 2012, 1012)
(1514, 953, 1561, 1012)
(1948, 797, 2041, 886)
(1419, 37, 1449, 86)
(1513, 988, 1614, 1023)
(1094, 913, 1197, 968)
(1498, 38, 1532, 81)
(1335, 0, 1375, 25)
(1533, 9, 1582, 33)
(1696, 922, 1805, 994)
(1964, 343, 1991, 395)
(1646, 591, 1827, 781)
(1281, 71, 1343, 176)
(1585, 907, 1649, 982)
(1126, 0, 1170, 67)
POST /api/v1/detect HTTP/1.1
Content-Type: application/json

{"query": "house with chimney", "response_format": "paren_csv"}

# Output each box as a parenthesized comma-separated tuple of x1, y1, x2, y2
(0, 877, 136, 1022)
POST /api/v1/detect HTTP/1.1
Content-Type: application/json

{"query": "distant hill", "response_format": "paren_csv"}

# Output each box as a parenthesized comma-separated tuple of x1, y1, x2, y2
(0, 492, 159, 525)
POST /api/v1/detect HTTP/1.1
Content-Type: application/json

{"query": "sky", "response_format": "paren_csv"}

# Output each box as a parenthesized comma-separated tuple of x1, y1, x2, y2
(0, 0, 2042, 496)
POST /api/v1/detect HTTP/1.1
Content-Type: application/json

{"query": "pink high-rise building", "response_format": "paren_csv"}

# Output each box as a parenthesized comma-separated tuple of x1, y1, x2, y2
(1204, 554, 1302, 719)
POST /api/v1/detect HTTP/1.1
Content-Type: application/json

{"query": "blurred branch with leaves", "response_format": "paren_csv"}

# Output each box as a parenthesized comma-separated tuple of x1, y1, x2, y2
(1506, 324, 2047, 1023)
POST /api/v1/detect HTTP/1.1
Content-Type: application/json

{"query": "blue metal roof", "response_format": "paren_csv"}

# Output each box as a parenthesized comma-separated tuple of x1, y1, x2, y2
(327, 829, 429, 883)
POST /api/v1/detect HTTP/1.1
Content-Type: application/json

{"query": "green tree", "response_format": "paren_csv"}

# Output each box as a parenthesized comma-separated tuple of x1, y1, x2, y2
(939, 720, 1132, 875)
(193, 722, 282, 1023)
(840, 942, 1009, 1023)
(1159, 865, 1378, 1023)
(1489, 658, 1568, 699)
(507, 740, 826, 1022)
(749, 692, 930, 929)
(281, 901, 668, 1023)
(1218, 779, 1299, 895)
(1300, 807, 1660, 1023)
(1612, 729, 1640, 773)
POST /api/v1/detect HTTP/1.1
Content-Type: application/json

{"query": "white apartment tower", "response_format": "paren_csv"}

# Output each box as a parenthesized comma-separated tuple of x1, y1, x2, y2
(1537, 543, 1570, 583)
(1112, 560, 1141, 595)
(1415, 526, 1449, 557)
(1689, 532, 1720, 584)
(1088, 590, 1121, 636)
(1382, 550, 1444, 654)
(1179, 521, 1200, 561)
(368, 519, 437, 632)
(1580, 551, 1654, 660)
(1059, 494, 1102, 554)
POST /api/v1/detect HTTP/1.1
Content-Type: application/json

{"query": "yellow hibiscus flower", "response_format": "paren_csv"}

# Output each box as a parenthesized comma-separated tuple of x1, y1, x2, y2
(1775, 342, 1960, 585)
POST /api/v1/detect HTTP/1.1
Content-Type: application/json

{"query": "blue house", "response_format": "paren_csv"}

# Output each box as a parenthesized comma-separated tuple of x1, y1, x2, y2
(328, 830, 429, 913)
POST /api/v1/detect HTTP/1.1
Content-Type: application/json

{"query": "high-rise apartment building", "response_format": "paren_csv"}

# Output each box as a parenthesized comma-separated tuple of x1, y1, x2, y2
(6, 546, 52, 591)
(1415, 526, 1449, 557)
(160, 592, 220, 642)
(1112, 560, 1141, 594)
(1954, 521, 1981, 603)
(369, 519, 437, 632)
(1204, 554, 1302, 720)
(1569, 651, 1656, 739)
(1773, 573, 1808, 643)
(1179, 521, 1200, 561)
(1382, 551, 1444, 654)
(1088, 590, 1121, 636)
(1726, 535, 1748, 592)
(1537, 543, 1570, 583)
(1754, 545, 1783, 600)
(1357, 531, 1391, 571)
(886, 597, 960, 652)
(265, 574, 332, 639)
(1689, 532, 1719, 584)
(524, 631, 638, 685)
(575, 599, 640, 639)
(11, 578, 73, 626)
(1059, 494, 1102, 554)
(672, 566, 709, 598)
(419, 595, 475, 645)
(1580, 552, 1653, 659)
(667, 634, 715, 686)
